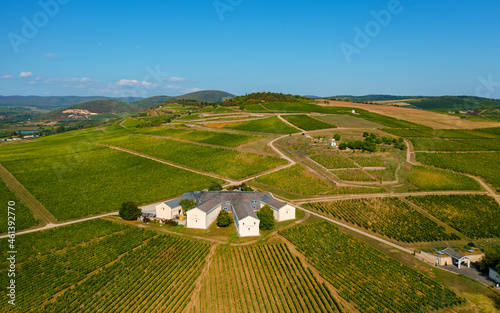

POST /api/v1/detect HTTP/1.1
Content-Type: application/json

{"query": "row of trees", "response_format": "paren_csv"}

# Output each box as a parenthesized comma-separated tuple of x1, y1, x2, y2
(338, 133, 405, 152)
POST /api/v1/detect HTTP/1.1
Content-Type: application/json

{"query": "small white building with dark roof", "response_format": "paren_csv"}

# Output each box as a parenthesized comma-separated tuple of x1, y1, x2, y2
(441, 248, 471, 269)
(156, 190, 295, 237)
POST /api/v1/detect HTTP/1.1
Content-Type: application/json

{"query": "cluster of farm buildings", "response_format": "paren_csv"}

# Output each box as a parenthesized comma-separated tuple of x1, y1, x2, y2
(144, 190, 295, 237)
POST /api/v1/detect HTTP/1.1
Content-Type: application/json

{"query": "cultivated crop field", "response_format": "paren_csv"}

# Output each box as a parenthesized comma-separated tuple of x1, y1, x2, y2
(19, 231, 208, 313)
(0, 225, 156, 312)
(0, 179, 38, 233)
(408, 166, 482, 191)
(224, 117, 299, 134)
(407, 195, 500, 239)
(193, 244, 344, 313)
(416, 152, 500, 191)
(332, 169, 375, 182)
(253, 164, 384, 198)
(280, 222, 464, 313)
(2, 148, 221, 220)
(304, 198, 460, 243)
(309, 154, 358, 169)
(0, 219, 128, 268)
(136, 127, 259, 147)
(282, 115, 335, 131)
(118, 137, 287, 180)
(409, 138, 496, 151)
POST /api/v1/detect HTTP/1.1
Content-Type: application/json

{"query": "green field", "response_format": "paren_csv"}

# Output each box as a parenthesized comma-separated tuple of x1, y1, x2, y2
(0, 178, 38, 233)
(253, 164, 384, 197)
(333, 168, 376, 182)
(410, 138, 497, 151)
(280, 222, 464, 313)
(304, 198, 460, 242)
(0, 225, 210, 313)
(282, 115, 335, 131)
(194, 244, 344, 313)
(224, 117, 300, 134)
(408, 166, 482, 191)
(309, 154, 358, 169)
(383, 128, 500, 139)
(407, 195, 500, 239)
(0, 140, 105, 162)
(416, 152, 500, 191)
(136, 128, 259, 147)
(0, 219, 128, 267)
(2, 148, 222, 220)
(117, 137, 287, 180)
(0, 226, 156, 312)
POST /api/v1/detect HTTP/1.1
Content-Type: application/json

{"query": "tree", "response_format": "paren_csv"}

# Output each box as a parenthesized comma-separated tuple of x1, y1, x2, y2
(208, 181, 223, 191)
(338, 142, 348, 150)
(256, 205, 275, 231)
(179, 199, 196, 215)
(333, 133, 341, 141)
(216, 210, 231, 227)
(479, 245, 500, 272)
(119, 201, 141, 221)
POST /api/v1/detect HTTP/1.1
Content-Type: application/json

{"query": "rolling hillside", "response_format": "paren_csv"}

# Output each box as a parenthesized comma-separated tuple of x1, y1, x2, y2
(174, 90, 234, 102)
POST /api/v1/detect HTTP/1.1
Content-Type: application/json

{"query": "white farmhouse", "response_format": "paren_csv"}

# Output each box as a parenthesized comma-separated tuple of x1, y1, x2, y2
(156, 191, 295, 237)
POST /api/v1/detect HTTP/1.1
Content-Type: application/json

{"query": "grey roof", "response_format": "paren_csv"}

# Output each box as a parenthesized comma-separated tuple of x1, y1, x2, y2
(261, 195, 286, 210)
(173, 190, 287, 217)
(442, 248, 469, 260)
(232, 198, 258, 222)
(197, 197, 222, 213)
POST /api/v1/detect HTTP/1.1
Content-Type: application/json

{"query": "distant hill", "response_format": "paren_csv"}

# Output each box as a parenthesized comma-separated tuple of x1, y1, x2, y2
(403, 96, 500, 111)
(329, 95, 426, 102)
(41, 99, 155, 121)
(130, 96, 174, 108)
(0, 95, 142, 110)
(174, 90, 235, 102)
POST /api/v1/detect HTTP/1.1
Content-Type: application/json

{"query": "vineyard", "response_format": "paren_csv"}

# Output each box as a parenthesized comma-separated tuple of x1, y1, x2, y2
(0, 227, 156, 312)
(2, 148, 221, 220)
(135, 127, 259, 147)
(280, 222, 464, 313)
(332, 169, 376, 182)
(192, 244, 344, 313)
(6, 233, 210, 313)
(0, 140, 105, 162)
(309, 154, 358, 169)
(282, 115, 336, 131)
(0, 219, 128, 267)
(252, 164, 384, 197)
(382, 128, 499, 139)
(408, 166, 482, 191)
(116, 137, 287, 180)
(224, 117, 300, 134)
(416, 152, 500, 191)
(409, 138, 493, 151)
(0, 178, 38, 233)
(304, 198, 460, 242)
(407, 195, 500, 239)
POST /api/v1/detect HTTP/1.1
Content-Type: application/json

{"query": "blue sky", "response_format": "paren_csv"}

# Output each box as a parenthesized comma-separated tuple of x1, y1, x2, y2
(1, 0, 499, 98)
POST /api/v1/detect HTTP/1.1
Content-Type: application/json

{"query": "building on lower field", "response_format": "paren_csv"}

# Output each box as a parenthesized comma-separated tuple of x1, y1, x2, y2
(155, 190, 295, 237)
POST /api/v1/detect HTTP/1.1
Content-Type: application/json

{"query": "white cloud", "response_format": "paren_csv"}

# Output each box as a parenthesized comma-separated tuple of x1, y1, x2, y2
(166, 76, 187, 82)
(80, 77, 91, 82)
(44, 53, 58, 58)
(19, 71, 32, 77)
(186, 88, 203, 93)
(1, 75, 14, 79)
(35, 76, 42, 80)
(115, 79, 153, 87)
